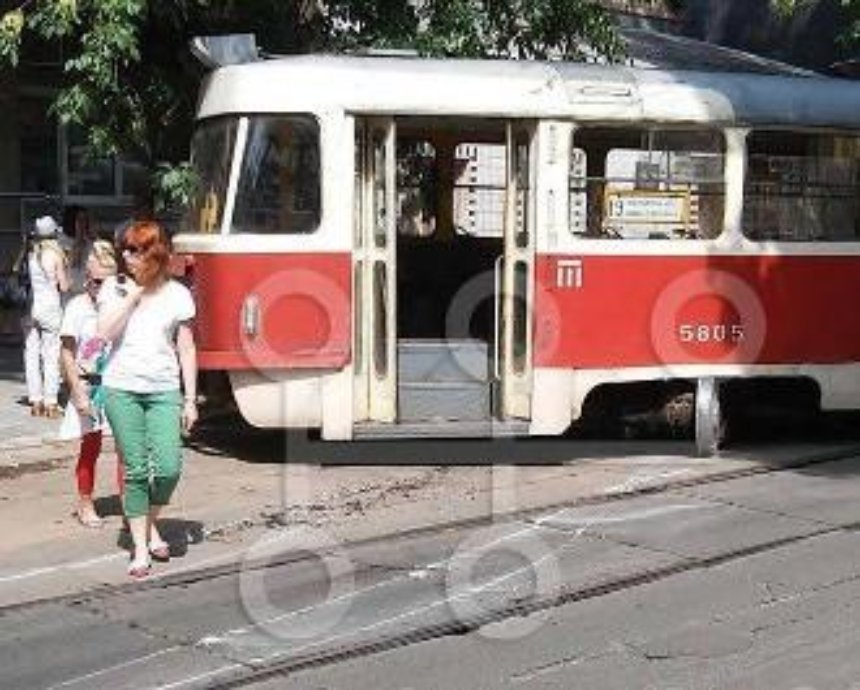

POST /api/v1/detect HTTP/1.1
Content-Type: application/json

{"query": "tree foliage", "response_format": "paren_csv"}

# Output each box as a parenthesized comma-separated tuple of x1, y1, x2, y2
(840, 0, 860, 48)
(323, 1, 624, 60)
(0, 0, 625, 208)
(769, 0, 860, 50)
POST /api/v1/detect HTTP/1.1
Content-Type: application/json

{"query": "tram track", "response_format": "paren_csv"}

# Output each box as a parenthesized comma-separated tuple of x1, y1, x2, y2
(3, 442, 858, 621)
(199, 443, 860, 689)
(212, 526, 849, 689)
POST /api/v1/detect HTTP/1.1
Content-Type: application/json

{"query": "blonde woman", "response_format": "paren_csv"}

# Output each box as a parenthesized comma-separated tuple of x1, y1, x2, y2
(25, 216, 69, 417)
(60, 241, 124, 527)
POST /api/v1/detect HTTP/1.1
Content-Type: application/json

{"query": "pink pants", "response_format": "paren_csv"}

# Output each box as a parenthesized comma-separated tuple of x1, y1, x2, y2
(75, 431, 125, 497)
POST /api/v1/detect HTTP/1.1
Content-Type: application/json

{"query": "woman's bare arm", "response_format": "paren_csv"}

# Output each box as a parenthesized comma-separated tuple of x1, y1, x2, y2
(60, 336, 90, 415)
(176, 321, 198, 432)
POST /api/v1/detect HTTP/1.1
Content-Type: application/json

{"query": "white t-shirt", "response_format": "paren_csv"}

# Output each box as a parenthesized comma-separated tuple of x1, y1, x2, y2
(98, 276, 196, 393)
(58, 292, 110, 439)
(60, 293, 99, 354)
(28, 244, 63, 328)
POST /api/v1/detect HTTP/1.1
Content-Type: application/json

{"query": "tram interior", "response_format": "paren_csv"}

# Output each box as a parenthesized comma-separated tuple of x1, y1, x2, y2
(395, 118, 506, 342)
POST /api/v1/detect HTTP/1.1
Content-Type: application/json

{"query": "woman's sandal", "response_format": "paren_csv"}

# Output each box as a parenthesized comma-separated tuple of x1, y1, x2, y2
(148, 540, 171, 562)
(73, 508, 104, 529)
(44, 404, 63, 419)
(128, 555, 151, 579)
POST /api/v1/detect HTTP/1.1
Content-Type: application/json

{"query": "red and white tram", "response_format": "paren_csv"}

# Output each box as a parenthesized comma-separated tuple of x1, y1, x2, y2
(174, 55, 860, 452)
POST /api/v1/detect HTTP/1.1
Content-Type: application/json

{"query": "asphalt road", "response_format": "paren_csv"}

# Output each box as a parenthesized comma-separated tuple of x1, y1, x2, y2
(4, 450, 860, 690)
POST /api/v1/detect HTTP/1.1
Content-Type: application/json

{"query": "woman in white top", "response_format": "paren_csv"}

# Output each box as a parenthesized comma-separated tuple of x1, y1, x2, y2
(98, 220, 197, 579)
(25, 215, 70, 417)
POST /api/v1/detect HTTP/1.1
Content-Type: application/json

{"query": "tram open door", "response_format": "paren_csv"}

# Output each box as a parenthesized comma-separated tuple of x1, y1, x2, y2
(497, 122, 536, 424)
(353, 116, 539, 438)
(354, 118, 398, 426)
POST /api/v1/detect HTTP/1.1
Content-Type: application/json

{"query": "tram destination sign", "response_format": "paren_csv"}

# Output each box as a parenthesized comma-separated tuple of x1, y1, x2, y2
(606, 191, 688, 224)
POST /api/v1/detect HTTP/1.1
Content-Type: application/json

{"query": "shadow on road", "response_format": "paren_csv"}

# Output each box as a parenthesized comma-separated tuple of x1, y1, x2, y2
(187, 407, 860, 468)
(187, 411, 696, 465)
(114, 517, 205, 559)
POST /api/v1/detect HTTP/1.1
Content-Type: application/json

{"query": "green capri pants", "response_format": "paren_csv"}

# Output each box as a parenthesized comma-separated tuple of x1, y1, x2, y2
(104, 387, 183, 518)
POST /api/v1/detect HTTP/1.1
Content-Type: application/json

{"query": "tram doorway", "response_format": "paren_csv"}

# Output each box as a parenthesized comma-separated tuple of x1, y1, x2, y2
(354, 116, 535, 435)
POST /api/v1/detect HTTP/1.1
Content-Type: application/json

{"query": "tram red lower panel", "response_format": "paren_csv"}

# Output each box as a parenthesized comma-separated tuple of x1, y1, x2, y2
(534, 254, 860, 369)
(186, 253, 352, 370)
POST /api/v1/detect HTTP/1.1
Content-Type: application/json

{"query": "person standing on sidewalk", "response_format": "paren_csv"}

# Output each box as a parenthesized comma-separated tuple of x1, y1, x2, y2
(25, 215, 70, 418)
(61, 205, 98, 291)
(60, 241, 125, 528)
(97, 221, 198, 578)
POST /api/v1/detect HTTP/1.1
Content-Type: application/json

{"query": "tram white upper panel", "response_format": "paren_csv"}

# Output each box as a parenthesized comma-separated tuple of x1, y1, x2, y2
(197, 55, 860, 130)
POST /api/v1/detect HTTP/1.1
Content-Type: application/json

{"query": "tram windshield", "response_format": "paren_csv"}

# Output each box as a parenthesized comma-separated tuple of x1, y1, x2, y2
(185, 116, 238, 234)
(233, 115, 320, 234)
(185, 114, 321, 235)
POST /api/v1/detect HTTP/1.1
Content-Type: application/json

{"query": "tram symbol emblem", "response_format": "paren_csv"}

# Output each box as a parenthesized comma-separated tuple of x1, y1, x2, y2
(556, 258, 583, 289)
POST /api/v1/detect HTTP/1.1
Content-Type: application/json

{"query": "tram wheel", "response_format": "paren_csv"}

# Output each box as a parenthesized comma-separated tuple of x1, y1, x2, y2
(695, 377, 725, 456)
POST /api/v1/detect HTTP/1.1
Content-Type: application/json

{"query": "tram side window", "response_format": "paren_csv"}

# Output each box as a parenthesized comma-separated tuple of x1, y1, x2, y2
(570, 128, 725, 240)
(184, 116, 239, 234)
(452, 139, 529, 239)
(232, 115, 321, 234)
(453, 142, 506, 238)
(744, 131, 860, 242)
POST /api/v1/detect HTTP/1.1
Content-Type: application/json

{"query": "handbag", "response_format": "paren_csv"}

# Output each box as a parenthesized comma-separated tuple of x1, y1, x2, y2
(0, 239, 31, 309)
(0, 270, 29, 309)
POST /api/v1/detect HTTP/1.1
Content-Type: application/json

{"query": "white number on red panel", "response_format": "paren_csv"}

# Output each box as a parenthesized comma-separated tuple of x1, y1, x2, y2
(678, 324, 744, 343)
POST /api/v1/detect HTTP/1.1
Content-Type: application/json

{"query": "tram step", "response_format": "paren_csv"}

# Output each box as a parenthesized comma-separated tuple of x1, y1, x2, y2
(398, 338, 489, 384)
(399, 381, 490, 422)
(353, 419, 530, 440)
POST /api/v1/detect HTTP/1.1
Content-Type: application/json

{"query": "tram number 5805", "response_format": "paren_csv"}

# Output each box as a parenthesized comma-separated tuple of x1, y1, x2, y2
(678, 323, 745, 344)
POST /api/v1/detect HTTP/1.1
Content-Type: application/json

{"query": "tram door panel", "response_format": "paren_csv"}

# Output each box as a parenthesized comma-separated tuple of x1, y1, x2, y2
(498, 122, 536, 420)
(354, 118, 397, 422)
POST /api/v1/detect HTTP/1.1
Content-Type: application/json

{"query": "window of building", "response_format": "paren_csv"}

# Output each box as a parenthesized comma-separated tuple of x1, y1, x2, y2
(63, 123, 149, 205)
(19, 94, 58, 194)
(743, 131, 860, 242)
(65, 124, 115, 197)
(570, 127, 725, 240)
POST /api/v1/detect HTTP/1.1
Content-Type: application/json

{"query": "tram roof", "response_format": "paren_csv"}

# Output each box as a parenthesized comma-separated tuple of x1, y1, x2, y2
(197, 54, 860, 130)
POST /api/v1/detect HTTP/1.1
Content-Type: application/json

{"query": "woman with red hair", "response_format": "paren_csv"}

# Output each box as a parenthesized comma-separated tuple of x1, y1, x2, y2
(97, 221, 198, 578)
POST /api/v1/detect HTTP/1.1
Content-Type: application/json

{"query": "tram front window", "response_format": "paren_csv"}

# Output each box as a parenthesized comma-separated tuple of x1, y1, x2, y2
(232, 115, 321, 235)
(184, 116, 239, 234)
